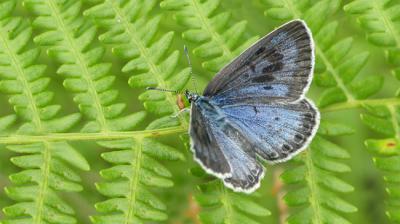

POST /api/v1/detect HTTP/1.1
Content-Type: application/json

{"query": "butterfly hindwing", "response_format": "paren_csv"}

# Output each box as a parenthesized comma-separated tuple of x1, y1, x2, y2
(204, 20, 314, 104)
(220, 99, 319, 163)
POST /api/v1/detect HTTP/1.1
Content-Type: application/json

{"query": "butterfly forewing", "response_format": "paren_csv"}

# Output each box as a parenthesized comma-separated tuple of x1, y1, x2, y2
(204, 20, 314, 104)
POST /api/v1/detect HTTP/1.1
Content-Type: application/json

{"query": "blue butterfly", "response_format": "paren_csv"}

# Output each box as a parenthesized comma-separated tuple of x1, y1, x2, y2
(184, 20, 320, 193)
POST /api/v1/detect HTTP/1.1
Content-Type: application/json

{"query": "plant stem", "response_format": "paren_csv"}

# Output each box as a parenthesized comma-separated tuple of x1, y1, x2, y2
(0, 126, 187, 145)
(320, 97, 400, 112)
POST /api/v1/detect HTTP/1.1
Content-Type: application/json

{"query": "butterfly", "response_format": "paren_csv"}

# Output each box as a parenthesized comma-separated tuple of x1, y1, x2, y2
(184, 19, 320, 193)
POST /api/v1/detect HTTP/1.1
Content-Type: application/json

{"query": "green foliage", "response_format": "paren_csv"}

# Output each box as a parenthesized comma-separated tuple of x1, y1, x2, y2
(159, 1, 272, 222)
(344, 0, 400, 76)
(343, 1, 400, 223)
(344, 0, 400, 47)
(282, 129, 356, 224)
(195, 180, 270, 224)
(361, 104, 400, 223)
(85, 0, 190, 117)
(92, 137, 184, 223)
(160, 0, 259, 73)
(25, 0, 146, 132)
(0, 1, 88, 223)
(262, 0, 383, 223)
(0, 0, 399, 223)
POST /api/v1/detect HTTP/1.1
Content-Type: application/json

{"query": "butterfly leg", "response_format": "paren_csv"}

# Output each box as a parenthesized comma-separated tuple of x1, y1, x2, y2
(171, 108, 190, 118)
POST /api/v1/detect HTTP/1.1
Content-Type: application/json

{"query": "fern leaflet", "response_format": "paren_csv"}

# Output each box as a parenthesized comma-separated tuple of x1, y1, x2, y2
(341, 1, 400, 221)
(157, 0, 274, 222)
(195, 179, 270, 224)
(260, 0, 376, 222)
(0, 1, 88, 223)
(360, 91, 400, 222)
(344, 0, 400, 76)
(92, 137, 184, 223)
(85, 0, 190, 120)
(84, 0, 191, 222)
(25, 0, 146, 132)
(160, 0, 259, 74)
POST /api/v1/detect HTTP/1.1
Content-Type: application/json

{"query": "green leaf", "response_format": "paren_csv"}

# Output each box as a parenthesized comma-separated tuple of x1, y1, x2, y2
(85, 0, 189, 124)
(93, 136, 182, 223)
(361, 103, 400, 221)
(195, 180, 270, 224)
(160, 0, 258, 74)
(26, 0, 144, 132)
(318, 120, 355, 136)
(280, 136, 355, 223)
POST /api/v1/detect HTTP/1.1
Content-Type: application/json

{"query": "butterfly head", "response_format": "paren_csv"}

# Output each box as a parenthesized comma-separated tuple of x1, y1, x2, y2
(184, 90, 199, 103)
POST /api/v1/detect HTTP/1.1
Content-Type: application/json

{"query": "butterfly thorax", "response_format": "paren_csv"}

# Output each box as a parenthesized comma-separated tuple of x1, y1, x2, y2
(184, 90, 200, 103)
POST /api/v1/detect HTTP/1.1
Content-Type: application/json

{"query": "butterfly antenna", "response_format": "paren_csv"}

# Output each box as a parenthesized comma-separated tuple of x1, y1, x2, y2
(146, 87, 179, 94)
(184, 45, 198, 94)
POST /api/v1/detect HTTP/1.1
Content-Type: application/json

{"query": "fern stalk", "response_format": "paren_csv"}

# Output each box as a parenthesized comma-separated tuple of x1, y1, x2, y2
(343, 0, 400, 221)
(83, 0, 191, 222)
(0, 126, 186, 145)
(22, 1, 186, 223)
(260, 0, 373, 222)
(85, 0, 190, 128)
(0, 1, 87, 223)
(158, 1, 275, 222)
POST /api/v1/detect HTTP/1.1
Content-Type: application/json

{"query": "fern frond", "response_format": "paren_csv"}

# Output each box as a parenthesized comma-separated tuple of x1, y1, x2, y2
(261, 0, 362, 222)
(0, 114, 16, 133)
(83, 1, 195, 222)
(4, 141, 90, 224)
(361, 104, 400, 222)
(344, 0, 400, 47)
(21, 1, 188, 223)
(340, 1, 400, 221)
(24, 0, 146, 132)
(84, 0, 190, 120)
(0, 3, 90, 222)
(263, 0, 382, 108)
(195, 180, 270, 224)
(91, 136, 184, 223)
(282, 122, 357, 224)
(344, 0, 400, 49)
(344, 0, 400, 76)
(160, 0, 259, 73)
(157, 1, 276, 221)
(87, 117, 185, 223)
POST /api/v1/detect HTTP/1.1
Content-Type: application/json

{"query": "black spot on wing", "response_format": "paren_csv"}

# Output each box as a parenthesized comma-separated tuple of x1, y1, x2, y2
(255, 46, 266, 55)
(224, 163, 263, 191)
(262, 62, 283, 73)
(262, 48, 284, 62)
(253, 106, 259, 114)
(249, 64, 256, 72)
(294, 134, 305, 144)
(282, 144, 292, 152)
(252, 74, 275, 83)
